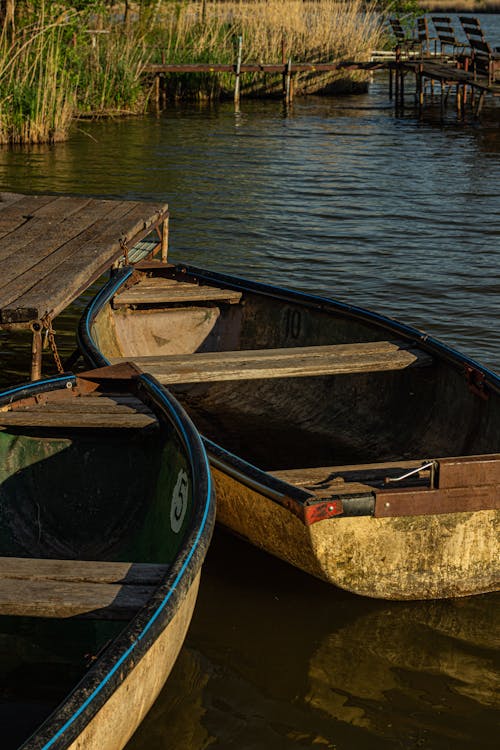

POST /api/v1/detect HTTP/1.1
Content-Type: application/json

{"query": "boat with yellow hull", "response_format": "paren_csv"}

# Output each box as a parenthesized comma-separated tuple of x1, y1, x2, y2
(78, 261, 500, 600)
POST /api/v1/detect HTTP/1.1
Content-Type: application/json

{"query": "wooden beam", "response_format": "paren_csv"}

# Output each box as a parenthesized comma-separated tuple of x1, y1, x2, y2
(0, 558, 168, 619)
(112, 341, 433, 385)
(375, 484, 500, 517)
(0, 411, 158, 430)
(0, 393, 158, 429)
(113, 278, 242, 306)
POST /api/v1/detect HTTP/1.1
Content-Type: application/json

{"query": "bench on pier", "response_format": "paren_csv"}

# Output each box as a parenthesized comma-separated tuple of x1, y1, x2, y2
(0, 557, 168, 619)
(113, 278, 242, 307)
(0, 395, 158, 431)
(111, 341, 433, 385)
(459, 16, 500, 85)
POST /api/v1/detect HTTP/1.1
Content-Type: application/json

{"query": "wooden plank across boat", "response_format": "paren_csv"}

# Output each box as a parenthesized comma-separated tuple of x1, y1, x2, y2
(0, 364, 214, 750)
(78, 261, 500, 600)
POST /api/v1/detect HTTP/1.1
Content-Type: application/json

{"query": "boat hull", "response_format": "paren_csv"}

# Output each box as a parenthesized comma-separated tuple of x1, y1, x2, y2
(212, 465, 499, 599)
(63, 573, 200, 750)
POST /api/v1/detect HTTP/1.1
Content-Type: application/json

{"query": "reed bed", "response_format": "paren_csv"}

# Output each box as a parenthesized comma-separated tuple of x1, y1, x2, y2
(0, 3, 149, 143)
(152, 0, 385, 99)
(0, 10, 76, 144)
(419, 0, 500, 10)
(1, 0, 386, 142)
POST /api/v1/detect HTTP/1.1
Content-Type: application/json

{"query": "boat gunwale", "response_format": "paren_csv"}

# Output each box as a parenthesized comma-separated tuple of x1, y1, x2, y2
(0, 368, 215, 750)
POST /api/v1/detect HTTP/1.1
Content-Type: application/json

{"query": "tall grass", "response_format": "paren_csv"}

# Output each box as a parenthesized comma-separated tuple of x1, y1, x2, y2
(0, 3, 150, 143)
(151, 0, 385, 98)
(0, 1, 386, 141)
(75, 25, 150, 116)
(0, 8, 76, 144)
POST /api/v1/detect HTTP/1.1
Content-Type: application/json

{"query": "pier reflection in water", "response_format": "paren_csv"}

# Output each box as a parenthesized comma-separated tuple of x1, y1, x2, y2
(0, 19, 498, 744)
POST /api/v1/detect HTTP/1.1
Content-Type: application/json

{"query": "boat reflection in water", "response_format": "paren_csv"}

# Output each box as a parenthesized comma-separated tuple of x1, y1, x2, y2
(127, 531, 499, 750)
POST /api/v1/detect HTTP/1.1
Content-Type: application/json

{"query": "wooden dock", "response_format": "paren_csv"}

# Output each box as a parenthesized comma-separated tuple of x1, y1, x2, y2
(145, 55, 499, 114)
(393, 57, 500, 116)
(144, 59, 385, 106)
(0, 193, 169, 379)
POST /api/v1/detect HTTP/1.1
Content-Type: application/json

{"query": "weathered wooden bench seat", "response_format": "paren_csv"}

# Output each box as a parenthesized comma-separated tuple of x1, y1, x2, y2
(0, 394, 158, 430)
(113, 277, 242, 307)
(111, 341, 432, 385)
(0, 557, 168, 619)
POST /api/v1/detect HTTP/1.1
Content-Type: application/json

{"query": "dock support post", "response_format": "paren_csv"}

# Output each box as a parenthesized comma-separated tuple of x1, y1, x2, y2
(234, 35, 243, 109)
(30, 322, 43, 381)
(389, 64, 393, 99)
(154, 74, 160, 110)
(456, 85, 463, 117)
(284, 58, 292, 105)
(161, 215, 169, 263)
(394, 47, 402, 113)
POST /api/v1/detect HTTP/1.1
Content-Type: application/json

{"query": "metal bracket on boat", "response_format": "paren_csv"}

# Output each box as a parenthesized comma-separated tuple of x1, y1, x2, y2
(384, 461, 437, 488)
(465, 365, 489, 401)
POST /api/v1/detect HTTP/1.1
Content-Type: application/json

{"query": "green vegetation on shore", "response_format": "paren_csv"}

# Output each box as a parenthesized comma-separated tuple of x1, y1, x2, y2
(1, 0, 498, 145)
(0, 1, 386, 145)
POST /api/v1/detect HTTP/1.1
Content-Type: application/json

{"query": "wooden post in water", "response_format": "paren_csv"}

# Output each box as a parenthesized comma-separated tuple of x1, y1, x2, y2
(284, 58, 293, 105)
(417, 63, 424, 115)
(394, 47, 401, 112)
(161, 216, 169, 263)
(154, 74, 160, 110)
(234, 35, 243, 109)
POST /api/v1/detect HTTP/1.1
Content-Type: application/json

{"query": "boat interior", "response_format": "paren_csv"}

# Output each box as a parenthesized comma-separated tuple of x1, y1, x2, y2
(0, 386, 183, 622)
(92, 265, 500, 509)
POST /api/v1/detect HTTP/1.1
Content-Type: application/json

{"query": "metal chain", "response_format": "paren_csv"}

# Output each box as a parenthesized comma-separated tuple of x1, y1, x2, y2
(119, 236, 129, 264)
(41, 314, 64, 374)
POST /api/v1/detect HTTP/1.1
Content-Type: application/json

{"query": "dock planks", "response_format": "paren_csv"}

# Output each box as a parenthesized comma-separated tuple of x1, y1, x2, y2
(0, 194, 168, 325)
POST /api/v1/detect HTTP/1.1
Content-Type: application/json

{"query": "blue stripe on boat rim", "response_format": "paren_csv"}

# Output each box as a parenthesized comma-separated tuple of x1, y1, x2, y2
(24, 372, 213, 750)
(0, 374, 76, 401)
(87, 266, 134, 322)
(83, 266, 134, 367)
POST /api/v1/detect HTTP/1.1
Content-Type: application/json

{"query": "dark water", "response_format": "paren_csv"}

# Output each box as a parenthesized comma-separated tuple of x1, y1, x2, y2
(0, 13, 499, 748)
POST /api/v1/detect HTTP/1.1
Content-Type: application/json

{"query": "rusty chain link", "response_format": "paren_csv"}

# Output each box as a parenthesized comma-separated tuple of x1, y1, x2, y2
(41, 314, 64, 374)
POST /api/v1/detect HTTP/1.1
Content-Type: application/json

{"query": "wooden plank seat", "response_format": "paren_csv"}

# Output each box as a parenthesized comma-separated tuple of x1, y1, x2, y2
(0, 557, 168, 619)
(113, 277, 242, 307)
(111, 341, 433, 385)
(0, 395, 158, 430)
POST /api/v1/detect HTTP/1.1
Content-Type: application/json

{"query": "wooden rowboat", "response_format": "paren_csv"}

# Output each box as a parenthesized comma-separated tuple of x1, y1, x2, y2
(0, 365, 214, 750)
(78, 261, 500, 600)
